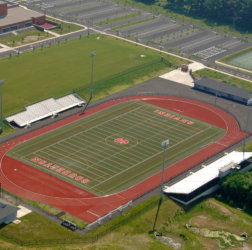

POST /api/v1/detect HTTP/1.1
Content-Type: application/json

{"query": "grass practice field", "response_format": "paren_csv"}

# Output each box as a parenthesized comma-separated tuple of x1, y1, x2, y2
(0, 34, 186, 117)
(8, 101, 225, 196)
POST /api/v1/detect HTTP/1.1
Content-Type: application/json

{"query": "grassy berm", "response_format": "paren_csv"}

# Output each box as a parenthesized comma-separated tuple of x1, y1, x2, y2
(0, 196, 251, 249)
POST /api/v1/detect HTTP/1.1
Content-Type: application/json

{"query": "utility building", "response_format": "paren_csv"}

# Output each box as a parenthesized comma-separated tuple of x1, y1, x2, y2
(194, 78, 251, 105)
(0, 199, 19, 225)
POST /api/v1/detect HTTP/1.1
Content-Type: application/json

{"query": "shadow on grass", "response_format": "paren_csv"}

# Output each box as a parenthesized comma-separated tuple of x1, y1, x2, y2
(0, 223, 8, 230)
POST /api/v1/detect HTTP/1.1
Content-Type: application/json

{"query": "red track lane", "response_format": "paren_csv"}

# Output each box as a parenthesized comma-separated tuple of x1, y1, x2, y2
(0, 96, 245, 223)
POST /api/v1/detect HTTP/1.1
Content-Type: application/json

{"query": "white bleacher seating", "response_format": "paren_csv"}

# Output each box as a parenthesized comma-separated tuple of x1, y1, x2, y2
(6, 94, 85, 127)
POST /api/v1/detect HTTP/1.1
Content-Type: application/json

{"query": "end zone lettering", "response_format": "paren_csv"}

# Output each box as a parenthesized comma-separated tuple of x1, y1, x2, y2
(31, 157, 90, 184)
(154, 110, 194, 125)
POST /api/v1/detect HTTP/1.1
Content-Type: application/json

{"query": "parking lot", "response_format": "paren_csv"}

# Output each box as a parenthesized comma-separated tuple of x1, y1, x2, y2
(8, 0, 252, 80)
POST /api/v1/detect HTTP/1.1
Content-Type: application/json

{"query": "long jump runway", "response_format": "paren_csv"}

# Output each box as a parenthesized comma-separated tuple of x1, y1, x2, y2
(0, 96, 245, 223)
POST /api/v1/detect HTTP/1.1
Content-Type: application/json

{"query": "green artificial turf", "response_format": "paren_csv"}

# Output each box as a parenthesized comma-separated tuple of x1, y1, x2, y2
(8, 101, 224, 195)
(220, 47, 252, 71)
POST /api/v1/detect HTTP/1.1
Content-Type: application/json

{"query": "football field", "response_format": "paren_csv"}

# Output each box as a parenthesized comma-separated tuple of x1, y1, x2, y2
(7, 100, 225, 196)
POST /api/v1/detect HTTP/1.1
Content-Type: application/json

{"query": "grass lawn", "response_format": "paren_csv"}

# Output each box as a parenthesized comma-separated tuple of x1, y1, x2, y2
(239, 139, 252, 152)
(0, 29, 53, 47)
(193, 68, 252, 91)
(1, 34, 186, 117)
(46, 17, 84, 34)
(2, 189, 61, 215)
(0, 196, 251, 249)
(0, 121, 15, 138)
(0, 213, 82, 247)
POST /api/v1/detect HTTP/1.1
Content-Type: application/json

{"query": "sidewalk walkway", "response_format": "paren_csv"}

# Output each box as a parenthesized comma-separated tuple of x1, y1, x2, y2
(0, 43, 11, 52)
(45, 30, 60, 37)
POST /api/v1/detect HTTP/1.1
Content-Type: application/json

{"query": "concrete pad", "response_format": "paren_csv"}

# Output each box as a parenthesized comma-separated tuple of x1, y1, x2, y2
(13, 219, 21, 224)
(189, 62, 206, 72)
(17, 205, 32, 218)
(159, 69, 194, 87)
(159, 62, 205, 87)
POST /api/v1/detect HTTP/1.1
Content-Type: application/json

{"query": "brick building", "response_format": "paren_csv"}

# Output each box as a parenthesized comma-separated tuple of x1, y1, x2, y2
(0, 1, 46, 34)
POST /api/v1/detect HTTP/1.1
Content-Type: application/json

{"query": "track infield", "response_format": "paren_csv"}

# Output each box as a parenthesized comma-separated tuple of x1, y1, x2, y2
(0, 96, 245, 222)
(7, 100, 224, 196)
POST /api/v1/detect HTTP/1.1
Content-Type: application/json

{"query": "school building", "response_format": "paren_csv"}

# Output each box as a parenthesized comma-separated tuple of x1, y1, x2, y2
(0, 1, 50, 34)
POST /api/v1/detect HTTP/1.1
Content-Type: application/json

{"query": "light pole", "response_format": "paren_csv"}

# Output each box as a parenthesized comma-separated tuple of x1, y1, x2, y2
(160, 139, 170, 201)
(0, 80, 4, 133)
(153, 139, 169, 231)
(242, 97, 252, 160)
(83, 51, 96, 113)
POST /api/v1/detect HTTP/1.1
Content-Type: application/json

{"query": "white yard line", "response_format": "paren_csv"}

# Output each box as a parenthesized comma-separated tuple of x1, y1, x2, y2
(41, 147, 115, 176)
(92, 124, 210, 188)
(26, 103, 145, 157)
(63, 139, 139, 168)
(23, 102, 213, 190)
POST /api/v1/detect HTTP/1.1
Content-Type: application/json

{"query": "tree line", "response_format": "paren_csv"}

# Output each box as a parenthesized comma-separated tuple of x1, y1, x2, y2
(139, 0, 252, 31)
(218, 171, 252, 211)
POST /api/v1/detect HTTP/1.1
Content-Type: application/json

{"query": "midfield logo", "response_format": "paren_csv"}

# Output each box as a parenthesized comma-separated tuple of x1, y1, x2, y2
(114, 138, 129, 144)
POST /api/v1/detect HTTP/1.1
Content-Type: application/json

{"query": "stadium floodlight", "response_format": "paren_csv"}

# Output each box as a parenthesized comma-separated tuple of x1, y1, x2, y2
(0, 80, 4, 133)
(153, 139, 169, 231)
(242, 96, 252, 160)
(83, 51, 96, 113)
(160, 139, 169, 201)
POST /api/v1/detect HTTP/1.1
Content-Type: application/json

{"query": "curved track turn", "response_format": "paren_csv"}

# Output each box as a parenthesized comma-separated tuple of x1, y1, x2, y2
(0, 96, 244, 222)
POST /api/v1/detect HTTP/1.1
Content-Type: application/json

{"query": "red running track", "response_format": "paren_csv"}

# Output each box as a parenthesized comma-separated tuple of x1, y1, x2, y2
(0, 96, 245, 223)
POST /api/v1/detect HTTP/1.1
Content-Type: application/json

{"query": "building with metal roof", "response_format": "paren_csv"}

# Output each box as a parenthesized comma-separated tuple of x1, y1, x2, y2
(6, 94, 85, 127)
(164, 151, 252, 205)
(0, 199, 19, 225)
(194, 78, 251, 105)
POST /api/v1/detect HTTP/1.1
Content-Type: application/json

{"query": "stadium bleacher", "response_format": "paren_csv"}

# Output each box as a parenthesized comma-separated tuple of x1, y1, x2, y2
(6, 94, 85, 127)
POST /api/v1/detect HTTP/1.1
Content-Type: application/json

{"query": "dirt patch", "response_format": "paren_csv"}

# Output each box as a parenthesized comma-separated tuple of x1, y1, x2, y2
(24, 36, 40, 42)
(190, 215, 228, 230)
(199, 237, 219, 250)
(207, 199, 233, 216)
(91, 232, 151, 250)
